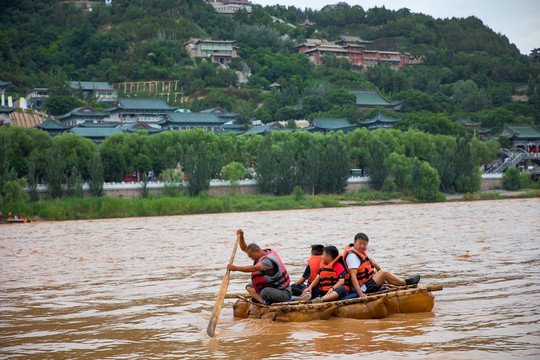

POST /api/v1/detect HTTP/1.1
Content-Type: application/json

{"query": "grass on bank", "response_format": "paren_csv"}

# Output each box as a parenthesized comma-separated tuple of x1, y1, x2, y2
(0, 194, 343, 221)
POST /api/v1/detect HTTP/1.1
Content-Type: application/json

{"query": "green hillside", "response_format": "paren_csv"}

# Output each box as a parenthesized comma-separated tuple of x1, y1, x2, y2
(1, 0, 539, 133)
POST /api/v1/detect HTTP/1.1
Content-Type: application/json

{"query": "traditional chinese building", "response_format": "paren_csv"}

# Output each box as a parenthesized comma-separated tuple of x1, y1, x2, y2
(158, 112, 229, 132)
(297, 37, 422, 68)
(68, 81, 118, 103)
(56, 105, 109, 126)
(358, 111, 401, 130)
(184, 39, 238, 65)
(350, 90, 402, 112)
(25, 88, 49, 110)
(244, 122, 286, 136)
(35, 117, 72, 136)
(105, 98, 179, 122)
(496, 123, 540, 153)
(69, 126, 122, 144)
(305, 118, 356, 135)
(205, 0, 252, 15)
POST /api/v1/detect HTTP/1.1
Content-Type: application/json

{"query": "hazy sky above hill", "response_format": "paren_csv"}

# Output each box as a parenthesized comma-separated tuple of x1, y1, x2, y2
(253, 0, 539, 54)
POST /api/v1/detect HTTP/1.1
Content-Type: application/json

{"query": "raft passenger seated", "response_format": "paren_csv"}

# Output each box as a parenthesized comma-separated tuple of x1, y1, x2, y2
(291, 244, 324, 297)
(345, 233, 420, 297)
(303, 246, 350, 303)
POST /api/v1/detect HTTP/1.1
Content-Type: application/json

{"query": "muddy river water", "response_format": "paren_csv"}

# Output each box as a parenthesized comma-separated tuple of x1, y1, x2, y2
(1, 199, 539, 359)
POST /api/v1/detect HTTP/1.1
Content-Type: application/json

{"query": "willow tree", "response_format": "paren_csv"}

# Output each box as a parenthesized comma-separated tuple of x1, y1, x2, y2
(184, 143, 213, 197)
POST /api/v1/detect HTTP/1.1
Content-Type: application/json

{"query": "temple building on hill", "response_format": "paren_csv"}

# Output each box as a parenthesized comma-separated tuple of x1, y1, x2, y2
(35, 117, 73, 136)
(56, 106, 109, 126)
(184, 39, 238, 65)
(297, 36, 422, 69)
(105, 98, 179, 122)
(494, 123, 540, 153)
(204, 0, 252, 15)
(68, 81, 117, 103)
(158, 112, 229, 132)
(358, 111, 402, 130)
(305, 118, 357, 135)
(459, 118, 492, 138)
(350, 90, 402, 112)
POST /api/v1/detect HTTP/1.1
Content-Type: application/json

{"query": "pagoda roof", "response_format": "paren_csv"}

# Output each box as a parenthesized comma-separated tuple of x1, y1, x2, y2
(0, 80, 12, 89)
(70, 127, 122, 138)
(500, 123, 540, 139)
(359, 112, 401, 125)
(119, 122, 163, 133)
(312, 118, 353, 129)
(36, 117, 72, 130)
(350, 90, 402, 107)
(56, 106, 108, 120)
(458, 118, 481, 127)
(200, 107, 228, 114)
(244, 122, 285, 135)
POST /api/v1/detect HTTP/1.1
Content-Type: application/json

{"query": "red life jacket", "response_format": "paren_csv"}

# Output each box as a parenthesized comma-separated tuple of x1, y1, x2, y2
(251, 249, 290, 294)
(318, 254, 350, 292)
(307, 255, 323, 284)
(343, 244, 374, 286)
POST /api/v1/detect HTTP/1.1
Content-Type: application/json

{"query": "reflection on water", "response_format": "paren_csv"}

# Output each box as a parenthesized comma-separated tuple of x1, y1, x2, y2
(1, 199, 539, 359)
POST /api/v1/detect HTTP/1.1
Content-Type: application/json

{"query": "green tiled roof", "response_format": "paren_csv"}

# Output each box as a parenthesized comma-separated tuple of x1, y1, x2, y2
(458, 118, 481, 127)
(70, 127, 122, 138)
(165, 112, 229, 124)
(312, 118, 353, 129)
(36, 118, 72, 130)
(68, 81, 115, 91)
(350, 90, 402, 107)
(359, 112, 401, 125)
(0, 80, 12, 88)
(56, 106, 108, 120)
(244, 122, 285, 135)
(503, 123, 540, 139)
(113, 98, 179, 111)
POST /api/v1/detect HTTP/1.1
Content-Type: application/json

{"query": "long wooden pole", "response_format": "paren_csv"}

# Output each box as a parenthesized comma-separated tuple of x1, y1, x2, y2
(206, 233, 240, 337)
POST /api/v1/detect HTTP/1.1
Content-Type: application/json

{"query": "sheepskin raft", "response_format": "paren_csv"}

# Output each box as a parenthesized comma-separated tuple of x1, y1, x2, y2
(231, 284, 443, 322)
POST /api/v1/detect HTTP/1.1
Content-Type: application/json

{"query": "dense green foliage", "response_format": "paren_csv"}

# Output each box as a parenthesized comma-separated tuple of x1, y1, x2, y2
(0, 125, 500, 207)
(1, 0, 538, 133)
(502, 167, 521, 190)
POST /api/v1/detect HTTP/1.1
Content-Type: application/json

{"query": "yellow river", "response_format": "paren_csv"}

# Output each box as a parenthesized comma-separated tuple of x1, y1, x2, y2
(1, 198, 539, 359)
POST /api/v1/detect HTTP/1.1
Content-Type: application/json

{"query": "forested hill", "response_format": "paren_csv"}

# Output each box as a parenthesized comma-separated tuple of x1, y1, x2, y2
(1, 0, 539, 133)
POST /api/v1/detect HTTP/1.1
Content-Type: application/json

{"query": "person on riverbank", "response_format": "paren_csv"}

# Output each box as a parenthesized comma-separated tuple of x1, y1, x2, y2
(344, 233, 420, 297)
(302, 246, 350, 303)
(227, 229, 292, 304)
(291, 244, 324, 297)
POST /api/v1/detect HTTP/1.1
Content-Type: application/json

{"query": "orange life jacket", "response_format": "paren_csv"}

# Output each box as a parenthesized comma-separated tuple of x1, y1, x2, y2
(251, 249, 290, 294)
(318, 254, 350, 293)
(343, 244, 374, 286)
(307, 255, 323, 283)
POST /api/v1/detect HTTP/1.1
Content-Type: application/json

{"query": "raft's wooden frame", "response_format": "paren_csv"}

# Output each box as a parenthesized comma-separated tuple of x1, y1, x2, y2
(229, 284, 443, 313)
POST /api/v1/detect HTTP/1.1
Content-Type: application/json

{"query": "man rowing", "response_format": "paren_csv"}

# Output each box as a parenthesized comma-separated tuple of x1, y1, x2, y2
(227, 229, 292, 304)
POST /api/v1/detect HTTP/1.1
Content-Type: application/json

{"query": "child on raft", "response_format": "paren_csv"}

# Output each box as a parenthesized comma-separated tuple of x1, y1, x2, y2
(302, 246, 350, 303)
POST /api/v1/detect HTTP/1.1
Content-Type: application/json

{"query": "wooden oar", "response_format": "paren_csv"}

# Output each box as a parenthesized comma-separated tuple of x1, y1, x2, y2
(206, 233, 240, 337)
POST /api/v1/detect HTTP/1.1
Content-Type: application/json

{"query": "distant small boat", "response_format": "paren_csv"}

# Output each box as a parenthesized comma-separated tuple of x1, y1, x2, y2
(5, 218, 32, 224)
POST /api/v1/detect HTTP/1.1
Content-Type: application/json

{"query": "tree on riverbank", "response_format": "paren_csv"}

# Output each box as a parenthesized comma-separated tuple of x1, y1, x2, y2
(0, 126, 501, 203)
(184, 143, 213, 197)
